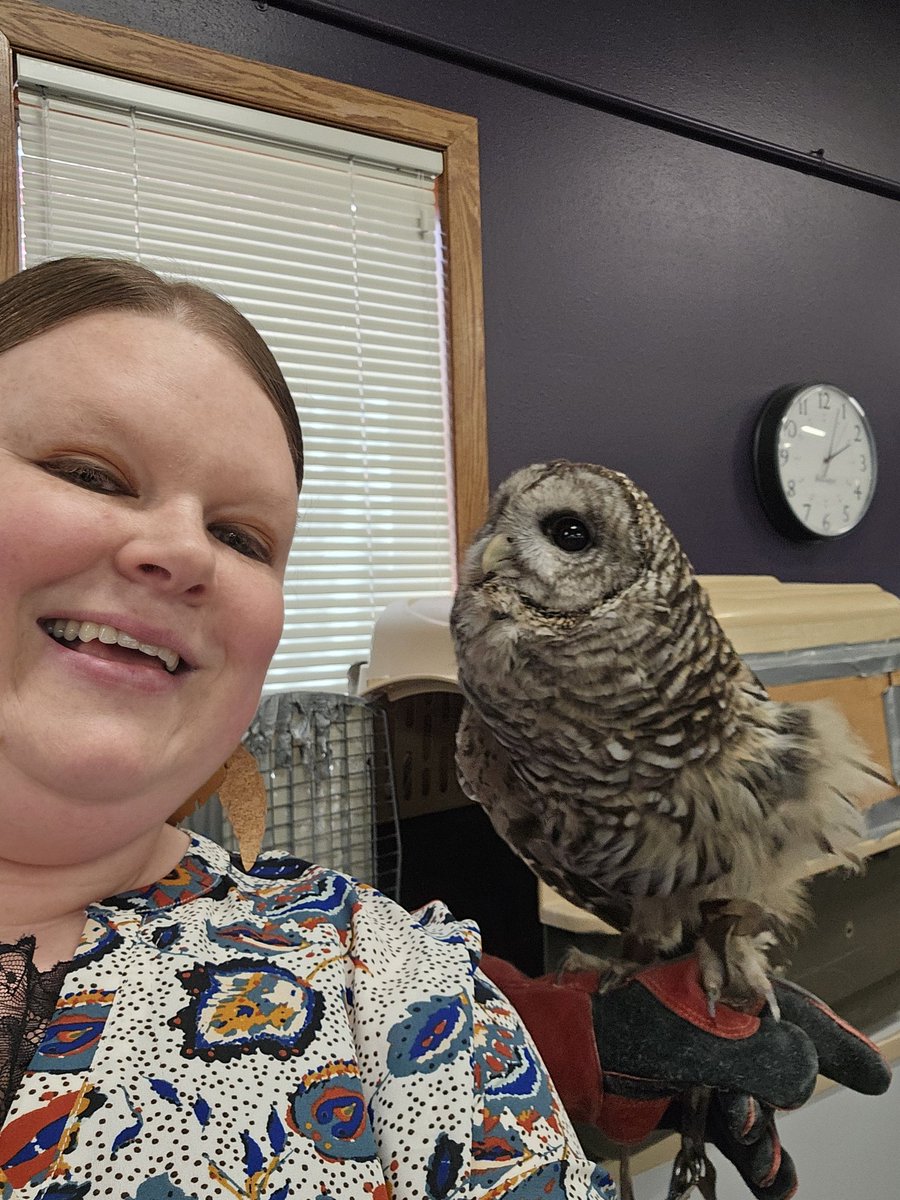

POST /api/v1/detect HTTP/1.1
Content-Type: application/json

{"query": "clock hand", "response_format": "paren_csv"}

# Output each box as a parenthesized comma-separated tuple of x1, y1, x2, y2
(821, 406, 841, 477)
(824, 442, 851, 465)
(825, 408, 839, 460)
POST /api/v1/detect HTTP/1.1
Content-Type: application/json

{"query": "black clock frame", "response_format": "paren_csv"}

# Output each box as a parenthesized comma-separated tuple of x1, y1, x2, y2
(752, 382, 877, 542)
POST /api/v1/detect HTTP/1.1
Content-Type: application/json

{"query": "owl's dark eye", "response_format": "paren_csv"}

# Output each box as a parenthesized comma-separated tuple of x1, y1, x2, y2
(542, 512, 593, 552)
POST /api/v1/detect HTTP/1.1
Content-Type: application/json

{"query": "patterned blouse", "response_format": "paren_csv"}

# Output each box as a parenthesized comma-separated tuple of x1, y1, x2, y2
(0, 834, 617, 1199)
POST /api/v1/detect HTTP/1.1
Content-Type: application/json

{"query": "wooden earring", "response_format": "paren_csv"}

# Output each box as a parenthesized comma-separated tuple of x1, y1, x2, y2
(168, 744, 267, 870)
(217, 744, 268, 871)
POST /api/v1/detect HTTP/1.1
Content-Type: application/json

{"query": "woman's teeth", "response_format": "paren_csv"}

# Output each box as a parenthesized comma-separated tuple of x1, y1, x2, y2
(45, 618, 181, 672)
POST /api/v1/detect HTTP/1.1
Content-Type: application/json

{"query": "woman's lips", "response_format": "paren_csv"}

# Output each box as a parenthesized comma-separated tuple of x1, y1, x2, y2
(63, 638, 170, 669)
(43, 627, 186, 693)
(39, 617, 190, 673)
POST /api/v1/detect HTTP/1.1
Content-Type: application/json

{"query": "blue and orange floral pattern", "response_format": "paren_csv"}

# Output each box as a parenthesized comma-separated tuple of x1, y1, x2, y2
(169, 958, 324, 1062)
(0, 834, 616, 1200)
(0, 1087, 105, 1191)
(286, 1062, 376, 1162)
(247, 868, 359, 936)
(70, 915, 121, 967)
(28, 992, 115, 1075)
(475, 1002, 554, 1119)
(386, 994, 472, 1077)
(202, 919, 299, 956)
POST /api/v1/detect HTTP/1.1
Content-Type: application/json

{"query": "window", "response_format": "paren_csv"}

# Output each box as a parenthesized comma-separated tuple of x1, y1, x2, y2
(0, 0, 487, 690)
(17, 59, 448, 690)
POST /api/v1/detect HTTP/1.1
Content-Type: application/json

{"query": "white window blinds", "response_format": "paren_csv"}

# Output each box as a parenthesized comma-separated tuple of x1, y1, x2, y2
(15, 57, 454, 692)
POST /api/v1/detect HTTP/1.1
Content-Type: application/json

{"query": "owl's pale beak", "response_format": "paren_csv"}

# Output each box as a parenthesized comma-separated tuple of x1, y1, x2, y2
(480, 533, 515, 576)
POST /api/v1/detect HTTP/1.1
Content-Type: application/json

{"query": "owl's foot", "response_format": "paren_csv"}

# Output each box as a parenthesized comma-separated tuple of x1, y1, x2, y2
(696, 899, 779, 1018)
(557, 946, 646, 993)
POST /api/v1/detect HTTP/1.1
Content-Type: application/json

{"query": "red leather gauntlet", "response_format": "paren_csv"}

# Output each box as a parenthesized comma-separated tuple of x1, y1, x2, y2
(480, 952, 891, 1200)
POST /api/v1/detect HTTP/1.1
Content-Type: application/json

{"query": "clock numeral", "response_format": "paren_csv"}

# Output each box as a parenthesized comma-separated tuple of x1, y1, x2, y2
(803, 503, 811, 521)
(822, 513, 831, 531)
(854, 424, 862, 442)
(841, 402, 847, 420)
(779, 448, 789, 464)
(843, 505, 851, 522)
(786, 480, 796, 497)
(860, 455, 867, 472)
(797, 396, 809, 415)
(784, 419, 797, 438)
(819, 390, 830, 410)
(854, 484, 862, 499)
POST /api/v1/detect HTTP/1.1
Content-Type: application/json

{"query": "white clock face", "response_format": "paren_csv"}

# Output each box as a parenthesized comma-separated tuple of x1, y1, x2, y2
(776, 385, 876, 536)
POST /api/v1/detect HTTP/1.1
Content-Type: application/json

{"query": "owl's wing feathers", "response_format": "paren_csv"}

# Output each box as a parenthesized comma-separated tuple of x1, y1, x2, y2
(456, 703, 635, 932)
(458, 675, 880, 948)
(623, 695, 876, 928)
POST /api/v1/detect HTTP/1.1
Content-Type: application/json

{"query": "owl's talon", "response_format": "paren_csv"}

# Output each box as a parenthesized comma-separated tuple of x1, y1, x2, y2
(763, 980, 781, 1022)
(555, 946, 647, 992)
(694, 916, 778, 1016)
(695, 935, 726, 1014)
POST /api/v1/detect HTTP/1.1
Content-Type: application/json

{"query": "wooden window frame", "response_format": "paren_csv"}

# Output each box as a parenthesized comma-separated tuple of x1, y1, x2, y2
(0, 0, 487, 557)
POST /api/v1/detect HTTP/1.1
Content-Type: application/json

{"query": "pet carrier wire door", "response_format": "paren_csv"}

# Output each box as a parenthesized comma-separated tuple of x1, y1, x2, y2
(188, 692, 401, 898)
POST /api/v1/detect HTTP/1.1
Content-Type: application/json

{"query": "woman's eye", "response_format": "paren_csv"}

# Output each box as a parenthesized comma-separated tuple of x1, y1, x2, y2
(212, 525, 272, 563)
(41, 458, 128, 495)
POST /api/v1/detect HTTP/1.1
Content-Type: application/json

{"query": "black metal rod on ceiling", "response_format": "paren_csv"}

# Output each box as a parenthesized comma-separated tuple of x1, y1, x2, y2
(270, 0, 900, 204)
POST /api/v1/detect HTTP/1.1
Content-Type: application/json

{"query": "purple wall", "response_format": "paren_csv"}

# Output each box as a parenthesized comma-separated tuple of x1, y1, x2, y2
(45, 0, 900, 594)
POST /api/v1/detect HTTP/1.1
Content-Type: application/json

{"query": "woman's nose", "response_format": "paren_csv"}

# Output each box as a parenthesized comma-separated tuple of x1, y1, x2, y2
(115, 502, 216, 596)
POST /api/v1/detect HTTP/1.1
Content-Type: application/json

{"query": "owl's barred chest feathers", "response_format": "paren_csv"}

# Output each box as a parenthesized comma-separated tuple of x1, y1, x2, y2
(456, 566, 750, 800)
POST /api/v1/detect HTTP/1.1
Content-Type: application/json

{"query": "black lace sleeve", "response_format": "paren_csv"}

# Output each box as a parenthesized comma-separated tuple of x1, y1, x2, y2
(0, 937, 70, 1128)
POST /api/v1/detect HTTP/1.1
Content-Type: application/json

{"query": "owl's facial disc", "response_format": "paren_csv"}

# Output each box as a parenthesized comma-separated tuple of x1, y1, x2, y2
(466, 464, 647, 616)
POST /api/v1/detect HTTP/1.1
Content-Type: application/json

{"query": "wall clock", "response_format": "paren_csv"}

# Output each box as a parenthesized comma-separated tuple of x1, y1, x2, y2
(752, 382, 878, 540)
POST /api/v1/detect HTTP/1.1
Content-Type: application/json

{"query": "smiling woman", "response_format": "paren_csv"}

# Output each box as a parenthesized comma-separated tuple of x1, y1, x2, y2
(0, 255, 619, 1200)
(8, 37, 473, 692)
(0, 272, 300, 851)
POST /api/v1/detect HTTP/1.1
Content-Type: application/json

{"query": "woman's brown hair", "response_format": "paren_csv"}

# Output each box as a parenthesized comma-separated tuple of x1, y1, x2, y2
(0, 256, 303, 488)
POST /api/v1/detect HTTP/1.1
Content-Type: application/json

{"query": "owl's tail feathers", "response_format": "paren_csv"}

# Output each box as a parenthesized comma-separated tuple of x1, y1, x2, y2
(857, 760, 895, 788)
(745, 699, 889, 934)
(805, 697, 894, 832)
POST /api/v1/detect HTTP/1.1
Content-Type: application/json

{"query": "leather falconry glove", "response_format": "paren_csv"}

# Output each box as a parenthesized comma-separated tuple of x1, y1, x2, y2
(480, 953, 891, 1200)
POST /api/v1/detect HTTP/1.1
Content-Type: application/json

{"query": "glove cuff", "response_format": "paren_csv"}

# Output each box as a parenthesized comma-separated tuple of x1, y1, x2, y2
(598, 1085, 673, 1144)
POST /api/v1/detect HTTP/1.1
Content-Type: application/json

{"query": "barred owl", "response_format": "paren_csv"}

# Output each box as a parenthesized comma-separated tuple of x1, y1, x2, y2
(451, 460, 886, 1009)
